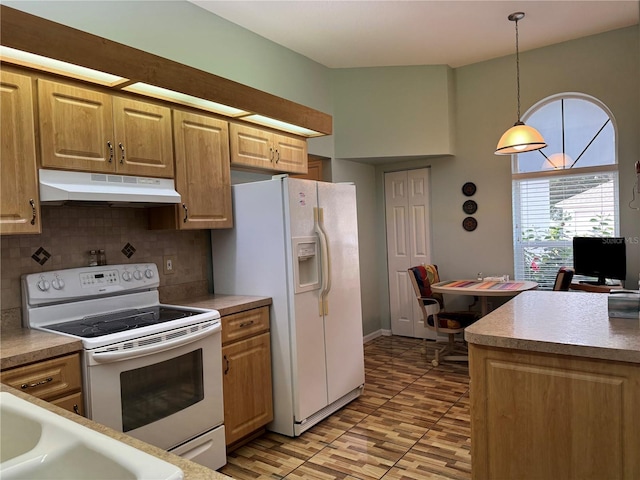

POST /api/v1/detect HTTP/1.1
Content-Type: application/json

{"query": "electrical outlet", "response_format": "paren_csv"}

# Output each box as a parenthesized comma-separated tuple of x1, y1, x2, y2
(164, 255, 176, 275)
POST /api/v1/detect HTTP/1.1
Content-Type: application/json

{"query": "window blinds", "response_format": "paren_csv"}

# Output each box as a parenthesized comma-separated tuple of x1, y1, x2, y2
(512, 170, 619, 289)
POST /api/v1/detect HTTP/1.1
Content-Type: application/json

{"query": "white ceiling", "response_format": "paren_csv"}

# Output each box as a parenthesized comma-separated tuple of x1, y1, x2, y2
(191, 0, 639, 68)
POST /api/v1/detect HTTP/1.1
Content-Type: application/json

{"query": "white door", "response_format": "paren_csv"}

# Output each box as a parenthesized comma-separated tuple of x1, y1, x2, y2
(385, 169, 433, 338)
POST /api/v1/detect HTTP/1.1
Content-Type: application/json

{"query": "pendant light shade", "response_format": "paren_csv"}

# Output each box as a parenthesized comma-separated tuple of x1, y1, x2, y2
(495, 12, 547, 156)
(495, 122, 547, 155)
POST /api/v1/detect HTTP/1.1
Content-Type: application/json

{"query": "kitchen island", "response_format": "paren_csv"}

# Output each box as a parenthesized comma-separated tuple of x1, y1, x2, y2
(465, 290, 640, 480)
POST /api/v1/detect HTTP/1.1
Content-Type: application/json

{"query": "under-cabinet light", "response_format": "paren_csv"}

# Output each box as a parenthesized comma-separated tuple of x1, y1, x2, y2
(123, 82, 249, 117)
(0, 46, 128, 87)
(242, 114, 324, 137)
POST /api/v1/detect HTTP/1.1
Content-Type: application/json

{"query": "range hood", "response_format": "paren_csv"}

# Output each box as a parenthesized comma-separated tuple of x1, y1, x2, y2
(39, 169, 181, 206)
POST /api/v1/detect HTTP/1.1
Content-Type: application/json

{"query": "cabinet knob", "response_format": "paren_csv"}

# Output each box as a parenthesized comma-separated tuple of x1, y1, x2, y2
(182, 203, 189, 223)
(119, 143, 125, 164)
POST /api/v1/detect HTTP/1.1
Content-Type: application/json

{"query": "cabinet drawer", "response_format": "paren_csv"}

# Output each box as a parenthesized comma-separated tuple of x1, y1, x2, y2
(221, 307, 269, 345)
(51, 391, 84, 416)
(0, 353, 82, 401)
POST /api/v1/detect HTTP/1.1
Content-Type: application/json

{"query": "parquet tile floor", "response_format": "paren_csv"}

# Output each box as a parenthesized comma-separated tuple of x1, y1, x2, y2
(219, 335, 471, 480)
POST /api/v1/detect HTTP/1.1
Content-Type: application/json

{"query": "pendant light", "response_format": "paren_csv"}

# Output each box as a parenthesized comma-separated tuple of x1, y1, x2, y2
(495, 12, 547, 155)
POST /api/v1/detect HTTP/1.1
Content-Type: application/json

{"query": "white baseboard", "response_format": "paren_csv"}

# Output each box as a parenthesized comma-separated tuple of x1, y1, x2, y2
(363, 329, 392, 343)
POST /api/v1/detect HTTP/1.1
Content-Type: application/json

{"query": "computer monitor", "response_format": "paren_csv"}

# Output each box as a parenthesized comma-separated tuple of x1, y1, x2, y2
(572, 236, 627, 285)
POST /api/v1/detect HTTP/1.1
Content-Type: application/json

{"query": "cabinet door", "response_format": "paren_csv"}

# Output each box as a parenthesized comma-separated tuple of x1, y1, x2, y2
(38, 79, 114, 173)
(0, 71, 41, 234)
(172, 110, 232, 229)
(291, 157, 323, 181)
(112, 97, 174, 178)
(229, 123, 274, 170)
(273, 133, 307, 174)
(51, 391, 84, 416)
(222, 332, 273, 446)
(470, 344, 640, 479)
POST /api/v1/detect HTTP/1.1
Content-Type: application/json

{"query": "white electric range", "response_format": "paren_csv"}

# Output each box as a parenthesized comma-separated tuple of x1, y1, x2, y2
(22, 263, 226, 470)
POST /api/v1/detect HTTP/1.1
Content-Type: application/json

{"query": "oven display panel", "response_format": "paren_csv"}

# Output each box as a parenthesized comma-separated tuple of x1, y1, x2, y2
(80, 270, 119, 287)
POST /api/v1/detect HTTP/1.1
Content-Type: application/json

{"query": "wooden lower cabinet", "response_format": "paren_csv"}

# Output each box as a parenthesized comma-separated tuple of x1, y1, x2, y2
(221, 307, 273, 449)
(469, 344, 640, 479)
(0, 352, 84, 416)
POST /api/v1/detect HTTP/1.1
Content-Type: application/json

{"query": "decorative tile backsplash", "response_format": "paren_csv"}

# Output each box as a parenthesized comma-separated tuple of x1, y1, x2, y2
(31, 247, 51, 265)
(1, 205, 211, 327)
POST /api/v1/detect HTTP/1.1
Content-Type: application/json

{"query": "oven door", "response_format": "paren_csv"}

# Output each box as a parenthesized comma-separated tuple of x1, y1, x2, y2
(83, 321, 223, 451)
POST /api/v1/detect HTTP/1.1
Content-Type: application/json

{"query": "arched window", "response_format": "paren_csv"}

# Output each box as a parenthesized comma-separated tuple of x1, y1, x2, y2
(512, 93, 619, 289)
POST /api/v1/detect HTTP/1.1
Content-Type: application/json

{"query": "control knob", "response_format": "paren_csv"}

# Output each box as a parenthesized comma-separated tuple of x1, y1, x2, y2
(122, 271, 133, 282)
(144, 269, 154, 279)
(51, 278, 65, 290)
(37, 279, 50, 292)
(133, 270, 143, 281)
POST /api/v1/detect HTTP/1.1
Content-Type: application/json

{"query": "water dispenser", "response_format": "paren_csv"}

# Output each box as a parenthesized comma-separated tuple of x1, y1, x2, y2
(292, 237, 320, 293)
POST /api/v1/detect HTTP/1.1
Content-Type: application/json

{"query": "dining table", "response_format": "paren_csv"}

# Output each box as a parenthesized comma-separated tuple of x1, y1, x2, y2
(430, 279, 539, 316)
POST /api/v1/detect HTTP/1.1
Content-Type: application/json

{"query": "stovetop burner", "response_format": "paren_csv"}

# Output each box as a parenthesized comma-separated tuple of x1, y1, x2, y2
(46, 306, 198, 338)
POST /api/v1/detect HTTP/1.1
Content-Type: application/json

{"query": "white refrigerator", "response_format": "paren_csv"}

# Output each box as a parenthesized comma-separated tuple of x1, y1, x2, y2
(211, 176, 365, 436)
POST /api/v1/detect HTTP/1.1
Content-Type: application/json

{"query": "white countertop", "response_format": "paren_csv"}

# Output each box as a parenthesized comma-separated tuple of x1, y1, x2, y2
(464, 290, 640, 364)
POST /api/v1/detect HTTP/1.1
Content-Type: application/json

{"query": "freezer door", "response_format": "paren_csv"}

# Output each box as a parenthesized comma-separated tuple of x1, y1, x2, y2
(317, 182, 365, 404)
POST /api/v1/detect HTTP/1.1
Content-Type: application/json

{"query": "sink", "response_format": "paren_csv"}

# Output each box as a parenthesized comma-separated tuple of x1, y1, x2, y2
(0, 392, 183, 480)
(0, 404, 42, 463)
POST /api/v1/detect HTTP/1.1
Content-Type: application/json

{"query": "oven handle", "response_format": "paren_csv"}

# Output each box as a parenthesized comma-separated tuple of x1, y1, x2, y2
(90, 323, 219, 364)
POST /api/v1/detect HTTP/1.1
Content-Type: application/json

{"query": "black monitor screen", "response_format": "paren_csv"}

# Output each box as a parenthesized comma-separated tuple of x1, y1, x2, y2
(572, 236, 626, 285)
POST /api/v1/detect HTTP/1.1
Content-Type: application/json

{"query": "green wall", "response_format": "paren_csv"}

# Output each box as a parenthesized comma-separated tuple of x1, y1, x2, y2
(6, 1, 640, 335)
(332, 65, 456, 158)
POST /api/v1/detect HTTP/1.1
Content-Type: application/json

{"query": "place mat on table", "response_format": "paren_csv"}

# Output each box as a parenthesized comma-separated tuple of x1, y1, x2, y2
(441, 280, 525, 290)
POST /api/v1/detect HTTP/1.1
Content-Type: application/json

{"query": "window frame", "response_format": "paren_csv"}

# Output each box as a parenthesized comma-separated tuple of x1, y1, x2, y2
(511, 93, 620, 289)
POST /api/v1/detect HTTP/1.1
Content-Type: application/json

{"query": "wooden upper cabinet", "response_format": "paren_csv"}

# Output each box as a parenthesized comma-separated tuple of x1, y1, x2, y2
(38, 79, 173, 178)
(272, 133, 307, 174)
(112, 97, 173, 178)
(0, 70, 41, 234)
(229, 123, 274, 170)
(38, 79, 114, 173)
(149, 110, 232, 230)
(230, 123, 307, 174)
(291, 157, 324, 182)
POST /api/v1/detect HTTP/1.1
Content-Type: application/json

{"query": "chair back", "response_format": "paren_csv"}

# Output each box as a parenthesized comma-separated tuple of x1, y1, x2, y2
(408, 264, 444, 308)
(553, 266, 575, 291)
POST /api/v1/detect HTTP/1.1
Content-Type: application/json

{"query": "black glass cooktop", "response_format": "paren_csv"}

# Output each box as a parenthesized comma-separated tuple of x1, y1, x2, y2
(46, 306, 198, 338)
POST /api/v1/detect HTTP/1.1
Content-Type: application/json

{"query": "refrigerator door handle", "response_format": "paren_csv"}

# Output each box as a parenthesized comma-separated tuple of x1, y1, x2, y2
(314, 207, 331, 316)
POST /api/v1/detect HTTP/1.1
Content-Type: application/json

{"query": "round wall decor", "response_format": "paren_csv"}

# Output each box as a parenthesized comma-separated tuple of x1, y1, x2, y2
(462, 216, 478, 232)
(462, 200, 478, 215)
(462, 182, 477, 197)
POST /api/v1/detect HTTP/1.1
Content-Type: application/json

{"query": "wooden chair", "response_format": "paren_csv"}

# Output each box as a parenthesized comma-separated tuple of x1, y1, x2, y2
(408, 265, 480, 366)
(553, 266, 575, 291)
